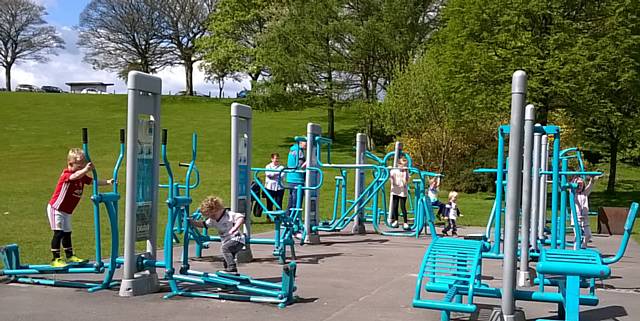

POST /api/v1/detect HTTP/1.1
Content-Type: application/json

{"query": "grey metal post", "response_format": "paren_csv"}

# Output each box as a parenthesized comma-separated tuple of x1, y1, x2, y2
(387, 142, 402, 223)
(538, 135, 549, 240)
(231, 103, 254, 262)
(119, 71, 161, 297)
(352, 133, 367, 234)
(304, 123, 322, 244)
(518, 104, 535, 287)
(529, 129, 542, 251)
(501, 70, 527, 320)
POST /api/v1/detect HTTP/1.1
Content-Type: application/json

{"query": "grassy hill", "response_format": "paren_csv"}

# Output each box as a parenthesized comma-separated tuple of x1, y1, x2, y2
(1, 92, 638, 266)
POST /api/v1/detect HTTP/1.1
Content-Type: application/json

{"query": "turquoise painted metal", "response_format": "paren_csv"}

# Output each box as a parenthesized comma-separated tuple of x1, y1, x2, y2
(158, 132, 200, 244)
(364, 150, 442, 237)
(152, 129, 298, 307)
(0, 128, 124, 292)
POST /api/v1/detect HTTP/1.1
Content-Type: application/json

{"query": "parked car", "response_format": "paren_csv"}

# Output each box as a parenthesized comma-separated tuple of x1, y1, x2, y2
(174, 90, 209, 97)
(41, 86, 64, 93)
(80, 88, 104, 94)
(15, 84, 41, 92)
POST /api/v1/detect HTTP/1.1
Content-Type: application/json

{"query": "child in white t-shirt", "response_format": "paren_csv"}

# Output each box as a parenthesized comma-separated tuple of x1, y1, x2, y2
(190, 196, 245, 274)
(389, 157, 410, 229)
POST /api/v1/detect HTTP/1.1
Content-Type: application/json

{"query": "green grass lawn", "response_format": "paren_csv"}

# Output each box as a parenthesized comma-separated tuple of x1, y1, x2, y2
(1, 92, 639, 268)
(0, 92, 362, 266)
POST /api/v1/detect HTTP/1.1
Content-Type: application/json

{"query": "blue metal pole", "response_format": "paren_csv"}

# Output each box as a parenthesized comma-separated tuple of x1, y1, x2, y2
(493, 128, 505, 255)
(550, 133, 561, 249)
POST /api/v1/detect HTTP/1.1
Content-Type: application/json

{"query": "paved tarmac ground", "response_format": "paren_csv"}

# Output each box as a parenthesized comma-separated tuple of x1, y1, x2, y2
(1, 226, 639, 321)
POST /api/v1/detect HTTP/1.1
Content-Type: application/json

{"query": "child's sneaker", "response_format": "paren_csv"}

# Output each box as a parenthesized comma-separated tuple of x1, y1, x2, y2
(391, 221, 399, 228)
(50, 258, 68, 268)
(402, 223, 410, 230)
(66, 255, 88, 264)
(218, 269, 239, 276)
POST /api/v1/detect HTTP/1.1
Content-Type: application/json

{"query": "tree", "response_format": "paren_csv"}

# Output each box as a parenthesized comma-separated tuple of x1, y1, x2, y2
(200, 0, 275, 82)
(261, 0, 349, 139)
(341, 0, 441, 146)
(148, 0, 215, 96)
(375, 0, 640, 192)
(0, 0, 64, 91)
(201, 48, 242, 98)
(78, 0, 172, 75)
(562, 0, 640, 192)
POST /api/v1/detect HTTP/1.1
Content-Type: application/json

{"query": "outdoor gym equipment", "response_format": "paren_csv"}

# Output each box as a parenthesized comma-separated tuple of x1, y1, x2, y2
(189, 108, 322, 263)
(297, 127, 389, 242)
(413, 70, 640, 321)
(159, 127, 297, 307)
(116, 75, 297, 306)
(0, 128, 124, 292)
(473, 123, 561, 259)
(159, 132, 200, 244)
(364, 145, 442, 238)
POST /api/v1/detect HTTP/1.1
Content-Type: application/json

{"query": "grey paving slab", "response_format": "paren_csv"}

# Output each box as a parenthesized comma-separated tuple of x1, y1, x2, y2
(1, 226, 639, 321)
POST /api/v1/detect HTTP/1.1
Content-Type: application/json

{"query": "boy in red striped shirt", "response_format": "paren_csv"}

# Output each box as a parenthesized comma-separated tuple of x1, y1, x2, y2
(47, 148, 113, 267)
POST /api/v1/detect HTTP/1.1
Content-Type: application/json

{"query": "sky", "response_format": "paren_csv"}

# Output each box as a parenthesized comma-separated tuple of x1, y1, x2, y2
(4, 0, 251, 96)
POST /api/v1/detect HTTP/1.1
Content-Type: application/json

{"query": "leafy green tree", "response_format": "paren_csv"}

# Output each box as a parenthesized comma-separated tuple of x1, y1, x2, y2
(260, 0, 349, 139)
(378, 0, 640, 192)
(561, 0, 640, 192)
(200, 0, 275, 82)
(200, 48, 242, 98)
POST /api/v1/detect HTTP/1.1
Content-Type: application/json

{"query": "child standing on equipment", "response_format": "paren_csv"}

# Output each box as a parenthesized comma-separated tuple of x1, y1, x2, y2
(428, 177, 445, 219)
(389, 157, 410, 229)
(442, 191, 461, 236)
(265, 153, 285, 212)
(573, 175, 600, 248)
(47, 148, 113, 267)
(190, 196, 245, 274)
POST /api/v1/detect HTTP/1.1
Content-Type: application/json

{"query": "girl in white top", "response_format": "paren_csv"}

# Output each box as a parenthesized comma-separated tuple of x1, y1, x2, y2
(572, 175, 599, 248)
(265, 153, 285, 212)
(389, 157, 410, 229)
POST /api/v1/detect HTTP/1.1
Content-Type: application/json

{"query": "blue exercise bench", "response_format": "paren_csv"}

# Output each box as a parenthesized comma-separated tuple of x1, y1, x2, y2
(536, 249, 610, 321)
(413, 237, 484, 321)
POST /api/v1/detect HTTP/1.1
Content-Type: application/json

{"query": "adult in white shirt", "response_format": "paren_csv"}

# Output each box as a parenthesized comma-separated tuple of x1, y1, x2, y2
(265, 153, 285, 212)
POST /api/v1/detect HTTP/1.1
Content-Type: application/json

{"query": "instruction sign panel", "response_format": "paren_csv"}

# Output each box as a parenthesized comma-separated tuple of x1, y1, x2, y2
(238, 130, 249, 198)
(136, 118, 154, 241)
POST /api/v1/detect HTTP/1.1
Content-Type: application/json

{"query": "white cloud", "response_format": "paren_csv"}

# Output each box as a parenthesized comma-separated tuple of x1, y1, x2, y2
(4, 25, 251, 98)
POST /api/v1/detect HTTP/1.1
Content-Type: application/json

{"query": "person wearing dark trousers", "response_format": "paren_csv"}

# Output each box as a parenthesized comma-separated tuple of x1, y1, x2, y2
(442, 191, 461, 236)
(389, 157, 410, 229)
(265, 153, 285, 213)
(189, 196, 245, 274)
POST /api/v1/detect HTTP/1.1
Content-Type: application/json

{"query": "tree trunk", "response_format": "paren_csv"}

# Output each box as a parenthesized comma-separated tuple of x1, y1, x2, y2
(537, 94, 550, 125)
(5, 63, 12, 91)
(328, 100, 335, 140)
(185, 60, 194, 96)
(367, 118, 375, 149)
(607, 139, 618, 193)
(218, 78, 224, 98)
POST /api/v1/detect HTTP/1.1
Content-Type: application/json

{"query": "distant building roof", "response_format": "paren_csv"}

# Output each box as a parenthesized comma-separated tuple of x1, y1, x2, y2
(65, 82, 114, 86)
